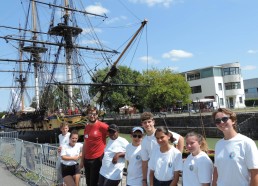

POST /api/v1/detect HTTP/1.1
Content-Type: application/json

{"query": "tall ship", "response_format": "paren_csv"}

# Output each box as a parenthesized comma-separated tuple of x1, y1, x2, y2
(0, 0, 147, 143)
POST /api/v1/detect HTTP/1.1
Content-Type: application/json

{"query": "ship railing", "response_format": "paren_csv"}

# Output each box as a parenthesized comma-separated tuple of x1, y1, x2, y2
(0, 133, 126, 186)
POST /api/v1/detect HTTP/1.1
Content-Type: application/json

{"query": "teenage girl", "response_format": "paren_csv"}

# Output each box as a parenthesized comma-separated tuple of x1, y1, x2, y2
(183, 132, 213, 186)
(61, 130, 83, 186)
(212, 108, 258, 186)
(149, 126, 182, 186)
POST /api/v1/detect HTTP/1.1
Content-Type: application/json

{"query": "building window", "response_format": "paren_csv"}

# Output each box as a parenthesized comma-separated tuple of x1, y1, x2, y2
(245, 89, 248, 93)
(191, 86, 202, 94)
(220, 98, 224, 106)
(218, 83, 222, 90)
(247, 88, 257, 93)
(187, 73, 200, 81)
(223, 67, 240, 76)
(225, 82, 241, 90)
(239, 97, 243, 104)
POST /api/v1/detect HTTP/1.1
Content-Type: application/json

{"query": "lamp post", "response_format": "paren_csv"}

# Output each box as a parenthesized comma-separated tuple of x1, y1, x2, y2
(196, 97, 200, 112)
(216, 93, 220, 108)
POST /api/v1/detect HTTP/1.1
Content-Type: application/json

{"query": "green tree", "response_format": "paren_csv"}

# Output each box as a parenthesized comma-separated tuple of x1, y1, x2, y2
(138, 68, 192, 111)
(89, 66, 143, 112)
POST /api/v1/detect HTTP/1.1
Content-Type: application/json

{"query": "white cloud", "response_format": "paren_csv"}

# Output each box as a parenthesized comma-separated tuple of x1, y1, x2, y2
(129, 0, 174, 8)
(85, 3, 109, 15)
(105, 16, 127, 24)
(162, 49, 193, 61)
(166, 66, 179, 71)
(241, 65, 257, 70)
(247, 49, 258, 54)
(139, 56, 160, 64)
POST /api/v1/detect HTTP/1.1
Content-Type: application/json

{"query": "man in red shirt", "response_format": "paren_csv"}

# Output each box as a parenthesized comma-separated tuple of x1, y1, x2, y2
(80, 107, 108, 186)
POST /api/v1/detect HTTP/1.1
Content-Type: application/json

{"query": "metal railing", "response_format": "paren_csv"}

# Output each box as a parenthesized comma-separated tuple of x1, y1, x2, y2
(0, 131, 125, 186)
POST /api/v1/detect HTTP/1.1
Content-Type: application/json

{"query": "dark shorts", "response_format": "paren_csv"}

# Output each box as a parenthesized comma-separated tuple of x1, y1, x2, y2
(61, 163, 80, 177)
(98, 174, 121, 186)
(154, 176, 172, 186)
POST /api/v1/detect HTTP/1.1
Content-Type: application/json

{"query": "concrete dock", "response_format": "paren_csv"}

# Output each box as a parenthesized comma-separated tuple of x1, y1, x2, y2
(0, 162, 28, 186)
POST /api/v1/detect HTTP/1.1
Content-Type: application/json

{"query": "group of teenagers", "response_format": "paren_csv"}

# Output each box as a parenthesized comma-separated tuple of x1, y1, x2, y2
(56, 107, 258, 186)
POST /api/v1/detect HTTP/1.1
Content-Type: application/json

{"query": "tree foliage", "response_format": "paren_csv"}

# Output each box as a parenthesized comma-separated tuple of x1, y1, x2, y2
(89, 66, 143, 112)
(138, 68, 192, 111)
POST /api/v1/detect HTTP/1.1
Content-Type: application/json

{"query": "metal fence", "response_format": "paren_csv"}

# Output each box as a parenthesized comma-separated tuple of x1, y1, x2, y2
(0, 131, 126, 186)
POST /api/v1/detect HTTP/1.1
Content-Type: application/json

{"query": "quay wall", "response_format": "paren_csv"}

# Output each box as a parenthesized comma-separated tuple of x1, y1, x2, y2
(104, 112, 258, 140)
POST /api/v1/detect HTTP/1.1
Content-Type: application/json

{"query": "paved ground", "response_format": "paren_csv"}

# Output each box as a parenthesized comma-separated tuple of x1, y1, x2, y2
(0, 162, 29, 186)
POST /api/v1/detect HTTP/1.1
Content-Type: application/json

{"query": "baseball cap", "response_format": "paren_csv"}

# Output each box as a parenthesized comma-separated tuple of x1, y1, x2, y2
(108, 124, 119, 132)
(132, 127, 144, 134)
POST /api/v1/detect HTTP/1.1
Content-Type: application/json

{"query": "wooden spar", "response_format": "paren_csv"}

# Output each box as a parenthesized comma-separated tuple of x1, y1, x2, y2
(102, 20, 148, 83)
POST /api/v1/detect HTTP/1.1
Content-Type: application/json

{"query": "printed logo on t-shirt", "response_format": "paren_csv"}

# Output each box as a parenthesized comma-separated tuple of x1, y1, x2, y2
(189, 164, 194, 171)
(229, 152, 236, 159)
(136, 155, 141, 160)
(168, 162, 172, 168)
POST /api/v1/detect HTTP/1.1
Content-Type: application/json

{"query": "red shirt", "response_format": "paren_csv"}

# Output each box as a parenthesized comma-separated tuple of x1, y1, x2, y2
(84, 120, 108, 159)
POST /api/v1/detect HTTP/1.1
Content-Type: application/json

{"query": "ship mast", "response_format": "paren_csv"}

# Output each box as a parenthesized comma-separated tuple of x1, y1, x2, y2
(17, 28, 25, 111)
(48, 0, 83, 111)
(21, 0, 47, 110)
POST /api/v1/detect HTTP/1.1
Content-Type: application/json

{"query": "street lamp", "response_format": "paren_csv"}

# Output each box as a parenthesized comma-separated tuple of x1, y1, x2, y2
(196, 97, 200, 112)
(216, 94, 220, 108)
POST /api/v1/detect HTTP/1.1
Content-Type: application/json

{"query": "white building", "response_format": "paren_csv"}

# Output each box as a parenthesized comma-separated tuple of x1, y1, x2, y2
(182, 62, 246, 109)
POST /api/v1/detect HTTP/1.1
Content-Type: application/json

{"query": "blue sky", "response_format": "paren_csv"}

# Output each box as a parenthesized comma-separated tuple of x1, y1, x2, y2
(1, 0, 258, 111)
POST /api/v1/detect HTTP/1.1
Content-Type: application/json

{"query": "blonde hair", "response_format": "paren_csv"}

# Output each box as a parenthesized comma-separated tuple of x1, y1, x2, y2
(185, 132, 209, 152)
(60, 122, 69, 129)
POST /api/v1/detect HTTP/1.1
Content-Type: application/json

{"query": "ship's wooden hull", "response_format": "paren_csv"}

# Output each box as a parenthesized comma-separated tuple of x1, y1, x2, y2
(1, 114, 87, 143)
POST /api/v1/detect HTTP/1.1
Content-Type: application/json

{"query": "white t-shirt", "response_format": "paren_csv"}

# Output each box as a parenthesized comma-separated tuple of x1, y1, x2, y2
(58, 132, 70, 159)
(214, 133, 258, 186)
(60, 143, 83, 166)
(141, 130, 181, 183)
(58, 132, 71, 146)
(149, 146, 183, 181)
(183, 151, 213, 186)
(141, 133, 157, 161)
(141, 130, 181, 161)
(170, 131, 180, 145)
(99, 136, 129, 180)
(125, 143, 142, 186)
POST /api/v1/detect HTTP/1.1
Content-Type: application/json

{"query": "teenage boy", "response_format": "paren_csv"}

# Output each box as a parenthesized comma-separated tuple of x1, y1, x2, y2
(125, 127, 144, 186)
(140, 112, 184, 186)
(98, 124, 129, 186)
(79, 106, 109, 186)
(56, 122, 71, 186)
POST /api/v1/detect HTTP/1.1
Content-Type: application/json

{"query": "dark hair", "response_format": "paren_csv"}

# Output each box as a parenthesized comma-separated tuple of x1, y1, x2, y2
(212, 108, 237, 130)
(141, 112, 154, 122)
(155, 126, 175, 143)
(86, 106, 99, 115)
(69, 130, 79, 138)
(185, 131, 208, 152)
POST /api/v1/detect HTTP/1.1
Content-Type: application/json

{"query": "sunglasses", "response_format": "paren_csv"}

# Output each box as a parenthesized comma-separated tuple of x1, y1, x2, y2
(215, 117, 229, 124)
(132, 134, 142, 138)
